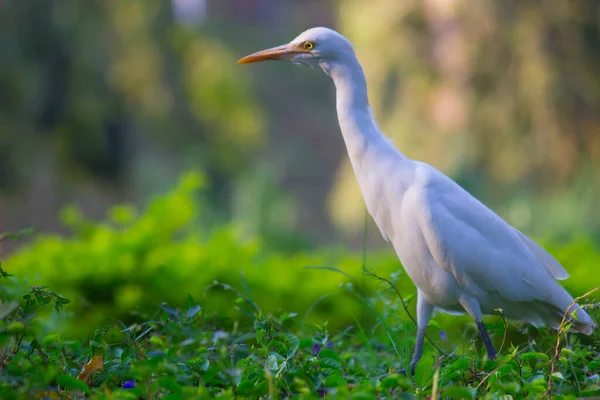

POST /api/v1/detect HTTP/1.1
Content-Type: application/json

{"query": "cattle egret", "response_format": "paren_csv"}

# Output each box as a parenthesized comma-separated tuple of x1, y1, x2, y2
(239, 27, 596, 373)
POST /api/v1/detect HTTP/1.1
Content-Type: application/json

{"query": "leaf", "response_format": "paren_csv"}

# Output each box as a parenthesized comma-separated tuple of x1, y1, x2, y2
(179, 338, 195, 348)
(445, 357, 470, 373)
(414, 355, 434, 386)
(524, 380, 547, 395)
(6, 322, 25, 334)
(551, 372, 566, 381)
(286, 333, 300, 358)
(186, 295, 196, 310)
(428, 319, 441, 329)
(196, 358, 210, 371)
(496, 362, 518, 376)
(279, 312, 298, 323)
(186, 305, 202, 318)
(325, 372, 346, 388)
(160, 304, 180, 319)
(120, 347, 131, 362)
(560, 348, 577, 357)
(527, 374, 546, 384)
(582, 384, 600, 393)
(76, 355, 103, 383)
(587, 374, 599, 384)
(135, 326, 154, 341)
(381, 374, 412, 390)
(275, 360, 288, 379)
(319, 350, 343, 371)
(320, 357, 342, 371)
(318, 349, 341, 363)
(265, 354, 278, 371)
(442, 386, 476, 399)
(56, 296, 71, 305)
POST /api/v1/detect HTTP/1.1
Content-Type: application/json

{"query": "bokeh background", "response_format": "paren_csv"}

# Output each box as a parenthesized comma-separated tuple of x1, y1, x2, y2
(1, 0, 599, 338)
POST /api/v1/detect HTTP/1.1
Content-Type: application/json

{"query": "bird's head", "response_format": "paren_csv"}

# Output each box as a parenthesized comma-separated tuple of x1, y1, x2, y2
(238, 27, 355, 73)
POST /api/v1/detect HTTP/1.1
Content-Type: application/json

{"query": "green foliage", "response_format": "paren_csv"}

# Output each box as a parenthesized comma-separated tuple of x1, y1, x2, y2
(4, 172, 373, 337)
(0, 280, 598, 398)
(1, 173, 599, 397)
(0, 228, 34, 280)
(4, 172, 599, 340)
(0, 0, 264, 223)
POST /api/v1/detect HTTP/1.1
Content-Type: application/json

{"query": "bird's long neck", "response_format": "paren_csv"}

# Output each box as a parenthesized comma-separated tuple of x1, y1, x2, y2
(326, 58, 402, 162)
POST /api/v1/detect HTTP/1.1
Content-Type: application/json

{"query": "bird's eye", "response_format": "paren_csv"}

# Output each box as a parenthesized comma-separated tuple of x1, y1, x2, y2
(303, 41, 315, 50)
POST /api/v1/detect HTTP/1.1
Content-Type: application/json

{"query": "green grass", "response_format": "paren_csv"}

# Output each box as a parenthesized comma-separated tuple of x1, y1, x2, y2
(1, 274, 599, 399)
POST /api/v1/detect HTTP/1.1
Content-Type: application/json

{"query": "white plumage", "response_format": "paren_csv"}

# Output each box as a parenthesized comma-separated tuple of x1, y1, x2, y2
(239, 27, 595, 372)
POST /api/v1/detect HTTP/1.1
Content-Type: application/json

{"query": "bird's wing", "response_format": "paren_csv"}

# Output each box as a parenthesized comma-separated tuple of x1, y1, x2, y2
(416, 168, 565, 303)
(511, 228, 568, 280)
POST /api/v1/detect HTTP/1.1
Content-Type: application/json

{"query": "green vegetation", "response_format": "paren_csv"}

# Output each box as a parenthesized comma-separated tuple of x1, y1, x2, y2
(1, 174, 599, 398)
(1, 285, 599, 399)
(2, 1, 600, 398)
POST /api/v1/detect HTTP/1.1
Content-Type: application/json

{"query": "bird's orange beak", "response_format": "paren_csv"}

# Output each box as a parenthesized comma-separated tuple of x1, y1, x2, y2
(238, 44, 307, 64)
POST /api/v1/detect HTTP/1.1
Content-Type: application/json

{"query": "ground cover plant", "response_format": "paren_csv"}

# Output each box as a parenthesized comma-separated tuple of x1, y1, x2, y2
(1, 174, 599, 399)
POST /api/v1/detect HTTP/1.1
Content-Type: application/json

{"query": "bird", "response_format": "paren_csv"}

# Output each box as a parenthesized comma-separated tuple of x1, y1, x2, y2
(238, 27, 596, 373)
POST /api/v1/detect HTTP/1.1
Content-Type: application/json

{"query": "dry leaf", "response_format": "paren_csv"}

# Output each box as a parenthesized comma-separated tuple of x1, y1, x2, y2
(76, 355, 104, 383)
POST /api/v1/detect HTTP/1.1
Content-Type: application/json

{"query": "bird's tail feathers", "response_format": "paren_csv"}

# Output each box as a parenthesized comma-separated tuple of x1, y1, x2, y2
(564, 305, 595, 335)
(549, 290, 596, 335)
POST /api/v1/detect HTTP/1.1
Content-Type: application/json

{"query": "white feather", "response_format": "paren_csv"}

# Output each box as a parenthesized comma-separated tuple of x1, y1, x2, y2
(293, 27, 594, 334)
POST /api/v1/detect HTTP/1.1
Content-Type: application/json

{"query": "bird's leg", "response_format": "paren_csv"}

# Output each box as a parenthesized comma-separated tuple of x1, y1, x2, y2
(476, 320, 497, 360)
(410, 326, 426, 375)
(459, 295, 497, 360)
(410, 292, 434, 375)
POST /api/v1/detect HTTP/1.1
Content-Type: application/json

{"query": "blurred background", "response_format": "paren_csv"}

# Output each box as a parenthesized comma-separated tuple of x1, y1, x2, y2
(1, 0, 599, 337)
(2, 0, 600, 246)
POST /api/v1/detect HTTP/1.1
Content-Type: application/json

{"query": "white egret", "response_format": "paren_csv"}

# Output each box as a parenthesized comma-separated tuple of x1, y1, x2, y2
(238, 27, 596, 373)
